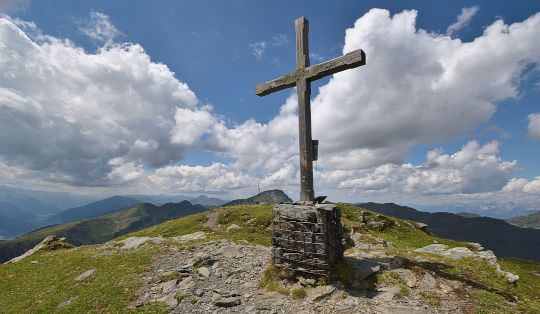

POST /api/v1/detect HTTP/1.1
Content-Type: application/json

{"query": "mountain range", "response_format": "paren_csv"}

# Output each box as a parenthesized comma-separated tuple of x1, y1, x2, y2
(44, 196, 142, 225)
(3, 186, 540, 263)
(358, 202, 540, 262)
(0, 186, 229, 239)
(506, 211, 540, 229)
(0, 201, 206, 263)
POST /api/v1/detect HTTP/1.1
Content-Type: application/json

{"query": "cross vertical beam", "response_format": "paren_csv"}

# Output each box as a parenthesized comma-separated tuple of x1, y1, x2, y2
(295, 17, 314, 201)
(255, 17, 366, 202)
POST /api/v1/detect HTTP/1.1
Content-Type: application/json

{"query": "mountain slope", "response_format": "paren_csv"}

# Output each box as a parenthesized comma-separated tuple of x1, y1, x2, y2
(0, 204, 538, 313)
(358, 202, 540, 262)
(223, 189, 292, 206)
(0, 185, 62, 215)
(0, 201, 206, 263)
(126, 194, 228, 207)
(45, 196, 141, 225)
(0, 202, 39, 239)
(456, 212, 481, 218)
(506, 211, 540, 229)
(0, 185, 100, 211)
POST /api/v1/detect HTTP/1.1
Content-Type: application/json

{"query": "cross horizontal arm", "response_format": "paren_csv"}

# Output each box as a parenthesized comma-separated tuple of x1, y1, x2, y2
(255, 71, 301, 96)
(304, 49, 365, 82)
(255, 49, 365, 97)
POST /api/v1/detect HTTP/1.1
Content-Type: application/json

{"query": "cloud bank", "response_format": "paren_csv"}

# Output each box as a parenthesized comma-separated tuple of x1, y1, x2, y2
(0, 16, 213, 187)
(1, 9, 539, 212)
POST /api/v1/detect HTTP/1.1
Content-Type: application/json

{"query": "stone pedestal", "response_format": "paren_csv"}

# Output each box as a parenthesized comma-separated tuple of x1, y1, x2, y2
(271, 203, 344, 275)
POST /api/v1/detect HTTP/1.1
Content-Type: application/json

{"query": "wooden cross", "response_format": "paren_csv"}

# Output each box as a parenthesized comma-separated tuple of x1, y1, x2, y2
(256, 17, 366, 201)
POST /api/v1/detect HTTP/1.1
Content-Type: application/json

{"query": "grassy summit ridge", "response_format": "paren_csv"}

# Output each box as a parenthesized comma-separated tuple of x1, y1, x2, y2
(0, 201, 206, 263)
(0, 204, 538, 313)
(506, 211, 540, 229)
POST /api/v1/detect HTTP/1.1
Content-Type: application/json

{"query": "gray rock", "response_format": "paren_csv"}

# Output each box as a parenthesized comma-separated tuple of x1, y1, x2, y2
(120, 236, 163, 250)
(476, 250, 497, 264)
(161, 279, 178, 294)
(468, 242, 484, 251)
(57, 296, 77, 308)
(214, 296, 241, 307)
(7, 235, 62, 264)
(226, 224, 241, 232)
(157, 294, 178, 309)
(178, 276, 195, 291)
(395, 269, 417, 288)
(298, 277, 316, 287)
(173, 231, 206, 243)
(418, 273, 437, 290)
(308, 285, 336, 302)
(273, 204, 318, 222)
(376, 285, 401, 301)
(349, 258, 381, 280)
(197, 266, 210, 278)
(502, 271, 519, 284)
(75, 269, 95, 281)
(443, 247, 474, 260)
(414, 244, 448, 254)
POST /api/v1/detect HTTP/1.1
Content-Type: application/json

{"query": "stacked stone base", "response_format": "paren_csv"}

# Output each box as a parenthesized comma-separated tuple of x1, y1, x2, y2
(271, 203, 344, 275)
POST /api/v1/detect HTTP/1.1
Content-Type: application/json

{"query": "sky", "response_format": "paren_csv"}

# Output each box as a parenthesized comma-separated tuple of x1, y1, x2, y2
(0, 0, 539, 216)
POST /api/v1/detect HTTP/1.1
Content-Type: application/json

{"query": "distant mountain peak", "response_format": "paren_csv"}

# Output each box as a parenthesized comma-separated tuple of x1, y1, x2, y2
(223, 189, 292, 206)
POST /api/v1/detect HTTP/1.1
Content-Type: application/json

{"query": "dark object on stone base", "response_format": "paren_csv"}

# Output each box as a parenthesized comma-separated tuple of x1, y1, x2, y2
(271, 203, 344, 275)
(313, 195, 327, 204)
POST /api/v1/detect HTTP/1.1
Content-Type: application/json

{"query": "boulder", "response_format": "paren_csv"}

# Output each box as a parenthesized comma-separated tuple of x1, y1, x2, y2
(6, 235, 65, 264)
(226, 224, 241, 232)
(173, 231, 206, 243)
(120, 236, 163, 250)
(213, 297, 241, 307)
(75, 269, 95, 281)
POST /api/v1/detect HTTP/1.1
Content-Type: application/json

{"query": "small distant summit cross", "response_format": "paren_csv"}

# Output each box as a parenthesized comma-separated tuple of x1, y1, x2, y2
(256, 17, 366, 201)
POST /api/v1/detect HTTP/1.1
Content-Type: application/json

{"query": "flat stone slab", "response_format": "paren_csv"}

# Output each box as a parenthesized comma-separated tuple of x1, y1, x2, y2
(345, 257, 382, 280)
(120, 236, 163, 250)
(172, 231, 206, 243)
(75, 269, 95, 281)
(273, 204, 318, 222)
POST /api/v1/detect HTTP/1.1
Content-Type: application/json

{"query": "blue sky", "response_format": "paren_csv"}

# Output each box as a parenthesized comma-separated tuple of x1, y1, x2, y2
(0, 0, 539, 216)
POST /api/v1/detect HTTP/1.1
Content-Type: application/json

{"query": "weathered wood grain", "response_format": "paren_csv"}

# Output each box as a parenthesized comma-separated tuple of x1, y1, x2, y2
(254, 16, 366, 201)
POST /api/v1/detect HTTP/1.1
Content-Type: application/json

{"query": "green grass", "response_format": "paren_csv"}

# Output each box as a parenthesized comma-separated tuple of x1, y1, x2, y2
(155, 271, 182, 283)
(258, 265, 295, 295)
(376, 271, 411, 298)
(419, 291, 441, 307)
(290, 287, 307, 299)
(0, 245, 166, 313)
(119, 205, 275, 247)
(329, 259, 357, 288)
(338, 204, 472, 250)
(117, 212, 211, 239)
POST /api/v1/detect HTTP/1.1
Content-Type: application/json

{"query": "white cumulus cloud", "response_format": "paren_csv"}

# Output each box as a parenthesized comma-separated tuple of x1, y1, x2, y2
(527, 113, 540, 139)
(0, 17, 213, 187)
(503, 177, 540, 194)
(78, 11, 120, 44)
(250, 41, 267, 60)
(333, 141, 516, 195)
(149, 163, 256, 193)
(446, 6, 480, 35)
(310, 9, 540, 170)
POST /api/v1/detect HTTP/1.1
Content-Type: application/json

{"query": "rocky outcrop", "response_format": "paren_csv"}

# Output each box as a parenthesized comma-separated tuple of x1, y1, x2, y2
(415, 244, 519, 284)
(4, 235, 71, 264)
(130, 234, 476, 313)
